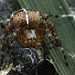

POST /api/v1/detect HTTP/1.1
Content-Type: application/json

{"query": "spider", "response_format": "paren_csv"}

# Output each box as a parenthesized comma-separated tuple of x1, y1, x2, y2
(0, 9, 68, 70)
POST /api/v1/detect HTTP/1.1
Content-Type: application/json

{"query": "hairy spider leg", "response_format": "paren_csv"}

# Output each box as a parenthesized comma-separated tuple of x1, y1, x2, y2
(42, 12, 68, 66)
(42, 12, 60, 21)
(42, 12, 53, 20)
(45, 21, 54, 60)
(10, 37, 14, 63)
(1, 36, 7, 67)
(48, 22, 68, 66)
(0, 22, 8, 67)
(1, 36, 14, 68)
(37, 19, 54, 60)
(36, 19, 46, 60)
(0, 22, 14, 67)
(0, 21, 6, 29)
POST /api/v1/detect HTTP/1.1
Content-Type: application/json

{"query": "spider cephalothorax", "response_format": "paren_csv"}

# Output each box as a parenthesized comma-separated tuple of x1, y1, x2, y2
(0, 9, 68, 72)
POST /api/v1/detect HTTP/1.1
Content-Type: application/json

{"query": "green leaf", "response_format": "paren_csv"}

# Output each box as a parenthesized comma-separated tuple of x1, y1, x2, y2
(18, 0, 75, 75)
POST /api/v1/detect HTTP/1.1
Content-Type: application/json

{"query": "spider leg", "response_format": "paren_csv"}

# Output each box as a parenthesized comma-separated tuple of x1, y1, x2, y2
(42, 12, 60, 21)
(48, 22, 68, 66)
(45, 31, 54, 60)
(42, 12, 53, 20)
(0, 22, 9, 67)
(0, 35, 14, 68)
(0, 21, 14, 67)
(37, 19, 54, 60)
(0, 21, 6, 29)
(10, 37, 14, 63)
(0, 21, 13, 33)
(35, 44, 44, 65)
(1, 36, 7, 67)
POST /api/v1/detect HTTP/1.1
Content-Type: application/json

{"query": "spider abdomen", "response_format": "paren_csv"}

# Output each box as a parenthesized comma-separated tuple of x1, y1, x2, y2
(11, 9, 40, 29)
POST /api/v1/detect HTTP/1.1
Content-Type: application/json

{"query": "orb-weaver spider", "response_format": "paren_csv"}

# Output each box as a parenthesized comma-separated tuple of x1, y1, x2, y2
(0, 9, 68, 71)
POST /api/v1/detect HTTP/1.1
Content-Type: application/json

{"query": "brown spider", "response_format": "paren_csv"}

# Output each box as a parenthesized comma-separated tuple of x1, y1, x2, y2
(0, 9, 68, 68)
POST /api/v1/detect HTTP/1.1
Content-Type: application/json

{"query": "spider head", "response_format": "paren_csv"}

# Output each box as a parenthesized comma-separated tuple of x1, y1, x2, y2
(10, 9, 40, 29)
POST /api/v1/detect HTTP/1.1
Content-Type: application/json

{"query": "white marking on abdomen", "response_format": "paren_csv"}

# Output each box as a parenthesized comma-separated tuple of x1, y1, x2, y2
(22, 8, 29, 25)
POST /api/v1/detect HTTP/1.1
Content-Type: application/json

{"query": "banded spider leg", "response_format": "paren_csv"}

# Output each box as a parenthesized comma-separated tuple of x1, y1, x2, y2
(0, 22, 14, 68)
(41, 13, 68, 66)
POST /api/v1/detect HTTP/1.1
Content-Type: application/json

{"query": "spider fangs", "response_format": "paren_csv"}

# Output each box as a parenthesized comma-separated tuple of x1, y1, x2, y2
(0, 9, 68, 70)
